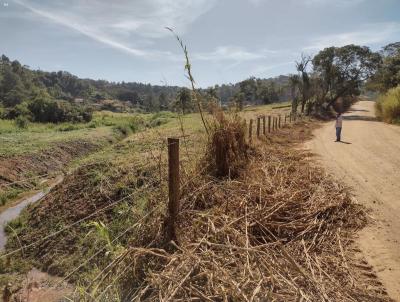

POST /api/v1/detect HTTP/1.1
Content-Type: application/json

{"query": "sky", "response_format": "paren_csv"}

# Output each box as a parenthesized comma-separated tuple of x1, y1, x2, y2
(1, 0, 400, 87)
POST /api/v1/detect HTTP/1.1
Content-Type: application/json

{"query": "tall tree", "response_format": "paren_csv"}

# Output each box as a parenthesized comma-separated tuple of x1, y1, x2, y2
(312, 45, 381, 108)
(295, 54, 311, 113)
(176, 88, 192, 114)
(368, 42, 400, 92)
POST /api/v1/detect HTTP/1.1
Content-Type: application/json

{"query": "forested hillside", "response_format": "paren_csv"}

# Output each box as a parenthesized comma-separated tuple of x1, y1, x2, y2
(0, 54, 290, 120)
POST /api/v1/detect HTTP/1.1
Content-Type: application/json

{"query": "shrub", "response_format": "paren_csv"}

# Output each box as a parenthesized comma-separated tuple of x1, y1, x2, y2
(375, 85, 400, 124)
(58, 123, 78, 131)
(113, 117, 143, 136)
(14, 115, 29, 129)
(24, 92, 93, 124)
(4, 102, 31, 119)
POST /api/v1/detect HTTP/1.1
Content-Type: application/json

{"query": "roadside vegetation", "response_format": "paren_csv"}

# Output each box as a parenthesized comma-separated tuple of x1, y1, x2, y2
(375, 85, 400, 124)
(368, 42, 400, 124)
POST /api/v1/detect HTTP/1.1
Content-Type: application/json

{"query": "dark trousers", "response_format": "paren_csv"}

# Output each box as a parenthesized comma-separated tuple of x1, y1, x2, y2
(336, 127, 342, 141)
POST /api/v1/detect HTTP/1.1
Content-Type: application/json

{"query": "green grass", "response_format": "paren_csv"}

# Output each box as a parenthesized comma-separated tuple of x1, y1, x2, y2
(0, 187, 23, 206)
(0, 110, 179, 208)
(0, 111, 179, 157)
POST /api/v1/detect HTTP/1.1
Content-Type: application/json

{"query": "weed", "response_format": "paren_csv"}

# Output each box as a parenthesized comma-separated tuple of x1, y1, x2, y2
(0, 188, 23, 205)
(14, 116, 29, 129)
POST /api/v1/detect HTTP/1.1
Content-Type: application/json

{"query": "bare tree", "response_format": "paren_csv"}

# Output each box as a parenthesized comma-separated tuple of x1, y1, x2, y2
(289, 74, 300, 114)
(295, 54, 312, 113)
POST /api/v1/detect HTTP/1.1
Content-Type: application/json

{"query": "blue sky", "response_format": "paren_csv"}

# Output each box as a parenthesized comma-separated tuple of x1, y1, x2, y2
(1, 0, 400, 87)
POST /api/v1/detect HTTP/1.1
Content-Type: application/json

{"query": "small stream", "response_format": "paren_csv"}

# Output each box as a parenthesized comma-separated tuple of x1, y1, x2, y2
(0, 176, 63, 251)
(0, 191, 45, 250)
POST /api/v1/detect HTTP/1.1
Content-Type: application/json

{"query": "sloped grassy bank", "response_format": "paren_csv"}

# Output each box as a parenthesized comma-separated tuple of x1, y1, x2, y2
(0, 111, 176, 208)
(2, 114, 392, 301)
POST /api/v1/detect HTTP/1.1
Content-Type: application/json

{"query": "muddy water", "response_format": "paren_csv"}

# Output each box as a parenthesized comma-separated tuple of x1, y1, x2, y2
(0, 191, 45, 250)
(0, 176, 63, 251)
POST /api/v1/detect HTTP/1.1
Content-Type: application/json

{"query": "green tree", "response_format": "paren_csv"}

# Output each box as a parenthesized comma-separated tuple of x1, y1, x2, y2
(368, 42, 400, 92)
(312, 45, 381, 109)
(176, 88, 192, 114)
(233, 91, 245, 111)
(239, 77, 257, 103)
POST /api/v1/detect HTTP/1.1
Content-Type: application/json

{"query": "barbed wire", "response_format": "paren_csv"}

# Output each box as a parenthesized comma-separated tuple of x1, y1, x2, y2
(0, 183, 155, 259)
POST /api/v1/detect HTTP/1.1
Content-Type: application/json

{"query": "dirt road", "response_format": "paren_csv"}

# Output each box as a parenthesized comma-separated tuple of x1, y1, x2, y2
(306, 100, 400, 300)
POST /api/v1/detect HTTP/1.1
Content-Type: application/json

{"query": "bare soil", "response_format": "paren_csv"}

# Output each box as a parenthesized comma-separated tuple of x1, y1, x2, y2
(4, 268, 72, 302)
(306, 100, 400, 301)
(0, 140, 100, 187)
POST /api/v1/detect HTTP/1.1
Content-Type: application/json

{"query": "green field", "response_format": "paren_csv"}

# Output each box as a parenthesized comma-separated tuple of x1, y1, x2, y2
(0, 111, 179, 157)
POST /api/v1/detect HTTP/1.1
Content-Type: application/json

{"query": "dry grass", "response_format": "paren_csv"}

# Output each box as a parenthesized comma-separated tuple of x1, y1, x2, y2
(203, 110, 249, 179)
(80, 119, 391, 302)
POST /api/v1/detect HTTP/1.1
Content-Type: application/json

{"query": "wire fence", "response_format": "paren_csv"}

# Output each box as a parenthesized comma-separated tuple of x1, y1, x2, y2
(0, 108, 309, 301)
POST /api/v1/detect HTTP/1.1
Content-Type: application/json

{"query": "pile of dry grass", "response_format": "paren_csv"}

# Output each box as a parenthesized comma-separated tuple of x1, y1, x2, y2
(203, 110, 249, 179)
(110, 121, 390, 302)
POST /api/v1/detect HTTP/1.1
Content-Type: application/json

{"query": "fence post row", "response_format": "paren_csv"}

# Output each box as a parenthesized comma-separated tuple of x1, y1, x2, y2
(167, 137, 180, 242)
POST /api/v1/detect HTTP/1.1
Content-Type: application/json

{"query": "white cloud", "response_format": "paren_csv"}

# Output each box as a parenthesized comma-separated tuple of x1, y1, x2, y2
(13, 0, 216, 58)
(304, 22, 400, 51)
(251, 61, 294, 76)
(304, 0, 366, 6)
(248, 0, 365, 7)
(193, 46, 277, 62)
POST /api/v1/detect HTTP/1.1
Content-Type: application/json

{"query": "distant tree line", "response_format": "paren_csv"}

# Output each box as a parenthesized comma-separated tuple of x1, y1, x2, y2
(0, 54, 292, 123)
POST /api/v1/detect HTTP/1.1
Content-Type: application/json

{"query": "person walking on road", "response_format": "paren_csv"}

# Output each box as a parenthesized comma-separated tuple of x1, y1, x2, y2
(335, 112, 343, 142)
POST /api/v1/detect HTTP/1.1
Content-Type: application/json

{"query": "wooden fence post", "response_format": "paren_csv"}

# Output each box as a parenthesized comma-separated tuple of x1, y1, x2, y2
(268, 116, 271, 133)
(289, 113, 292, 123)
(249, 119, 253, 139)
(167, 138, 180, 242)
(262, 116, 266, 135)
(278, 115, 281, 128)
(256, 117, 260, 138)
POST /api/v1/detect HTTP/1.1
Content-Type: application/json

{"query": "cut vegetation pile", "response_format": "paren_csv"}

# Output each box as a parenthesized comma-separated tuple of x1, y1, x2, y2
(122, 119, 389, 302)
(2, 116, 391, 301)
